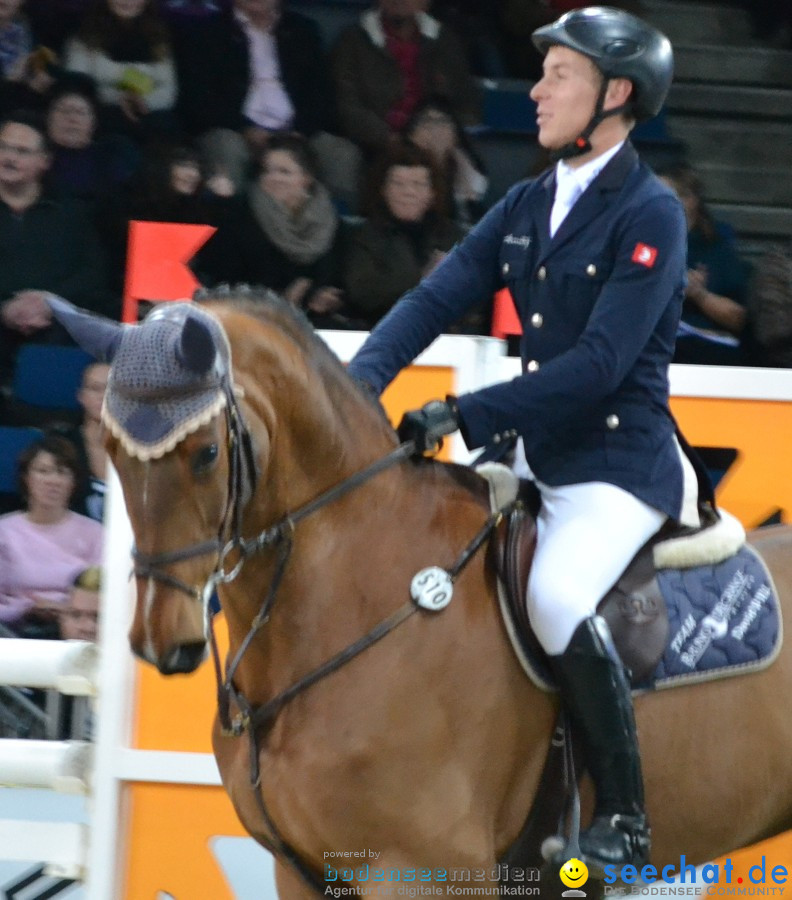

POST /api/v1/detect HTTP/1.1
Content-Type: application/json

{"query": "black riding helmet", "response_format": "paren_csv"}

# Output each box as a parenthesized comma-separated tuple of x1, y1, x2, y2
(532, 6, 673, 158)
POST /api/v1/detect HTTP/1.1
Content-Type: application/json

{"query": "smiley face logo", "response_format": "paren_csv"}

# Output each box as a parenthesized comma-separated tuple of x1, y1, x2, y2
(559, 858, 589, 889)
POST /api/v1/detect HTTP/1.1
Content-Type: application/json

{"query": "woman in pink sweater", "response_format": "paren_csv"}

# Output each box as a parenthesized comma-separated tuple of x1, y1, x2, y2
(0, 434, 104, 638)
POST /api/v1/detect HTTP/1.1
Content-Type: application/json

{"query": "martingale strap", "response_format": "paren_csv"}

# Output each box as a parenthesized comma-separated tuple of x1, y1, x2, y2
(210, 442, 420, 732)
(216, 495, 517, 739)
(211, 495, 515, 895)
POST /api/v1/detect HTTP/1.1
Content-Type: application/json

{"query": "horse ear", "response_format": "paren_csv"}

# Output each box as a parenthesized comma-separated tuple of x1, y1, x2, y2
(47, 294, 123, 362)
(177, 314, 217, 375)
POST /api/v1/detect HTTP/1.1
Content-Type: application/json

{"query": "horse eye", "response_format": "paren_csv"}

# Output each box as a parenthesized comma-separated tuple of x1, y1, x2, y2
(192, 444, 219, 475)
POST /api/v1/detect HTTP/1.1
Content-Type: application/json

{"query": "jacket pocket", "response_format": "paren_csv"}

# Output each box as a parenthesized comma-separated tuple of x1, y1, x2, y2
(556, 254, 610, 325)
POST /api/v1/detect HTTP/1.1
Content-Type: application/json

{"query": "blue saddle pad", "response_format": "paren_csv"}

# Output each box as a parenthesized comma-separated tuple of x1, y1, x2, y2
(652, 544, 781, 688)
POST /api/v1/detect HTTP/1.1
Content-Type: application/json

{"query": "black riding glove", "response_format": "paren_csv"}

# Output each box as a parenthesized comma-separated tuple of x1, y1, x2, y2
(397, 398, 460, 454)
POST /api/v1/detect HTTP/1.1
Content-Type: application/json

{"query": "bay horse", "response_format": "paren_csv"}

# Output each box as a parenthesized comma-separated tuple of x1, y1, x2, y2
(52, 290, 792, 897)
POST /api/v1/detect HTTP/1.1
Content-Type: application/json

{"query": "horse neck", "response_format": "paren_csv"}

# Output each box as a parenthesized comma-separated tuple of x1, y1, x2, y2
(232, 328, 396, 522)
(221, 358, 401, 700)
(220, 464, 413, 704)
(247, 396, 396, 516)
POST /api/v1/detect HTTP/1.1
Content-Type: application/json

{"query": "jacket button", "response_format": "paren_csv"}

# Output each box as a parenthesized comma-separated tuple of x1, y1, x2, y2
(606, 414, 620, 429)
(586, 264, 597, 276)
(530, 312, 543, 328)
(493, 433, 502, 444)
(537, 266, 547, 280)
(526, 360, 540, 373)
(502, 262, 510, 276)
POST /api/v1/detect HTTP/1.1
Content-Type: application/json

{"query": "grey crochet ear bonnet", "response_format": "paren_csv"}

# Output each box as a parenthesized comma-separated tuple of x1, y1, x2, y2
(105, 303, 233, 460)
(47, 296, 233, 461)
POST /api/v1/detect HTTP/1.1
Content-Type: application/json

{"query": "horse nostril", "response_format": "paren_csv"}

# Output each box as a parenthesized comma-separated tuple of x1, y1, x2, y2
(159, 641, 208, 675)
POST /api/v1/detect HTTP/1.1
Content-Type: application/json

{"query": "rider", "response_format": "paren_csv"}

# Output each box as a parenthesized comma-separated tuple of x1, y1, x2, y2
(347, 6, 702, 873)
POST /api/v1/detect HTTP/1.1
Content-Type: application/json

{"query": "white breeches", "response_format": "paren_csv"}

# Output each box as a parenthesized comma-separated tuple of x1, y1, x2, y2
(521, 476, 667, 655)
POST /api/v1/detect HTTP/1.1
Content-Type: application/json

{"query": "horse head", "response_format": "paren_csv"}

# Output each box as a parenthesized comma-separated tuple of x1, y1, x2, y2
(49, 292, 395, 676)
(50, 296, 254, 673)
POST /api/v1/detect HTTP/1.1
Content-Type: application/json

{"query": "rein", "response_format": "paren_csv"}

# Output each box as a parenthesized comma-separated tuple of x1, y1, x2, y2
(207, 440, 419, 735)
(213, 498, 509, 896)
(132, 392, 510, 893)
(206, 437, 511, 893)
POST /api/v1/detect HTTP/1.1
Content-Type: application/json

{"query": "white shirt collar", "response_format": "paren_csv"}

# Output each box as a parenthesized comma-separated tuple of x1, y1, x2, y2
(555, 140, 625, 196)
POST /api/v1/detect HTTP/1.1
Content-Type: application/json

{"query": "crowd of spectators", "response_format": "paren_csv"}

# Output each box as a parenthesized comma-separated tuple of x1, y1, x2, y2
(0, 0, 520, 373)
(0, 0, 784, 380)
(0, 359, 107, 736)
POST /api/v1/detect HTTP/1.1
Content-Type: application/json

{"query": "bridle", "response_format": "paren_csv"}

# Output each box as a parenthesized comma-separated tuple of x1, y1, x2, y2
(128, 383, 512, 894)
(131, 381, 259, 599)
(131, 382, 419, 608)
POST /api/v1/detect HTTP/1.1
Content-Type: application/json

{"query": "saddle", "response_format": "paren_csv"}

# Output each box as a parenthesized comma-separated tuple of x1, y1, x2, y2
(487, 473, 736, 689)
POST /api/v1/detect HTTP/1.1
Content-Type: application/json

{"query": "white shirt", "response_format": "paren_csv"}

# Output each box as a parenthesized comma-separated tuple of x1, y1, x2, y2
(235, 10, 295, 131)
(549, 140, 625, 237)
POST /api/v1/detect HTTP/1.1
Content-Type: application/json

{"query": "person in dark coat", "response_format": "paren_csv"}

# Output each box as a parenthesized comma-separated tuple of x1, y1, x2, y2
(344, 143, 465, 329)
(171, 0, 334, 140)
(331, 0, 480, 156)
(0, 110, 114, 385)
(200, 133, 349, 327)
(658, 162, 752, 366)
(170, 0, 360, 205)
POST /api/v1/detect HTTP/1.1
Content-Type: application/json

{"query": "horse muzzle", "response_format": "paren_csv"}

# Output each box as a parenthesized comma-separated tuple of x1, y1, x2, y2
(129, 578, 210, 674)
(132, 638, 209, 675)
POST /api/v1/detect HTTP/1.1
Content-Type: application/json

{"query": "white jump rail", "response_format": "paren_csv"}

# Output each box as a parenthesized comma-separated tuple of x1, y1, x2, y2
(1, 641, 98, 882)
(0, 640, 98, 695)
(0, 820, 88, 879)
(0, 739, 92, 793)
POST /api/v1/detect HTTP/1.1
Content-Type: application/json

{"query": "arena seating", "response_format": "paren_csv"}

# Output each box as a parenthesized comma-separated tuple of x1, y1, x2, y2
(0, 425, 42, 512)
(6, 346, 94, 428)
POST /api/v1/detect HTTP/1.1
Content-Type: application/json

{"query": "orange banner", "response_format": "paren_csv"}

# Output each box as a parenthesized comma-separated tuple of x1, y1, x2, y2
(122, 220, 216, 323)
(491, 288, 522, 339)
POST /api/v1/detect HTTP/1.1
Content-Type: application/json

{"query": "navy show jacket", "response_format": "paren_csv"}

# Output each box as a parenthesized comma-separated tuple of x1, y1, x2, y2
(347, 143, 689, 520)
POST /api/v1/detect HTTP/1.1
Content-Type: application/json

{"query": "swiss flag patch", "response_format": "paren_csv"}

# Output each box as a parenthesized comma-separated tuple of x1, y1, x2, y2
(632, 242, 658, 267)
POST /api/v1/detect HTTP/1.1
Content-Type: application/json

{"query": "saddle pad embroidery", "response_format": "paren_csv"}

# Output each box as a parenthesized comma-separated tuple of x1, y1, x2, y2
(651, 544, 782, 689)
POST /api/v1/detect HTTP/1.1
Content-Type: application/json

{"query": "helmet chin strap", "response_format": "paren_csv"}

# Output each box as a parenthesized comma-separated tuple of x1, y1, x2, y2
(551, 79, 627, 162)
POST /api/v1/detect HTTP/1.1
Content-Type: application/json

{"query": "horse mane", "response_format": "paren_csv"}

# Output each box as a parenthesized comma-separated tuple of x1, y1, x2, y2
(193, 285, 489, 504)
(194, 284, 377, 416)
(414, 457, 491, 504)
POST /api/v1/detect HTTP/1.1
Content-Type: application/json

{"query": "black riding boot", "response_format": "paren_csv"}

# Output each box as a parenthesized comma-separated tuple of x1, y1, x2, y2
(551, 616, 650, 874)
